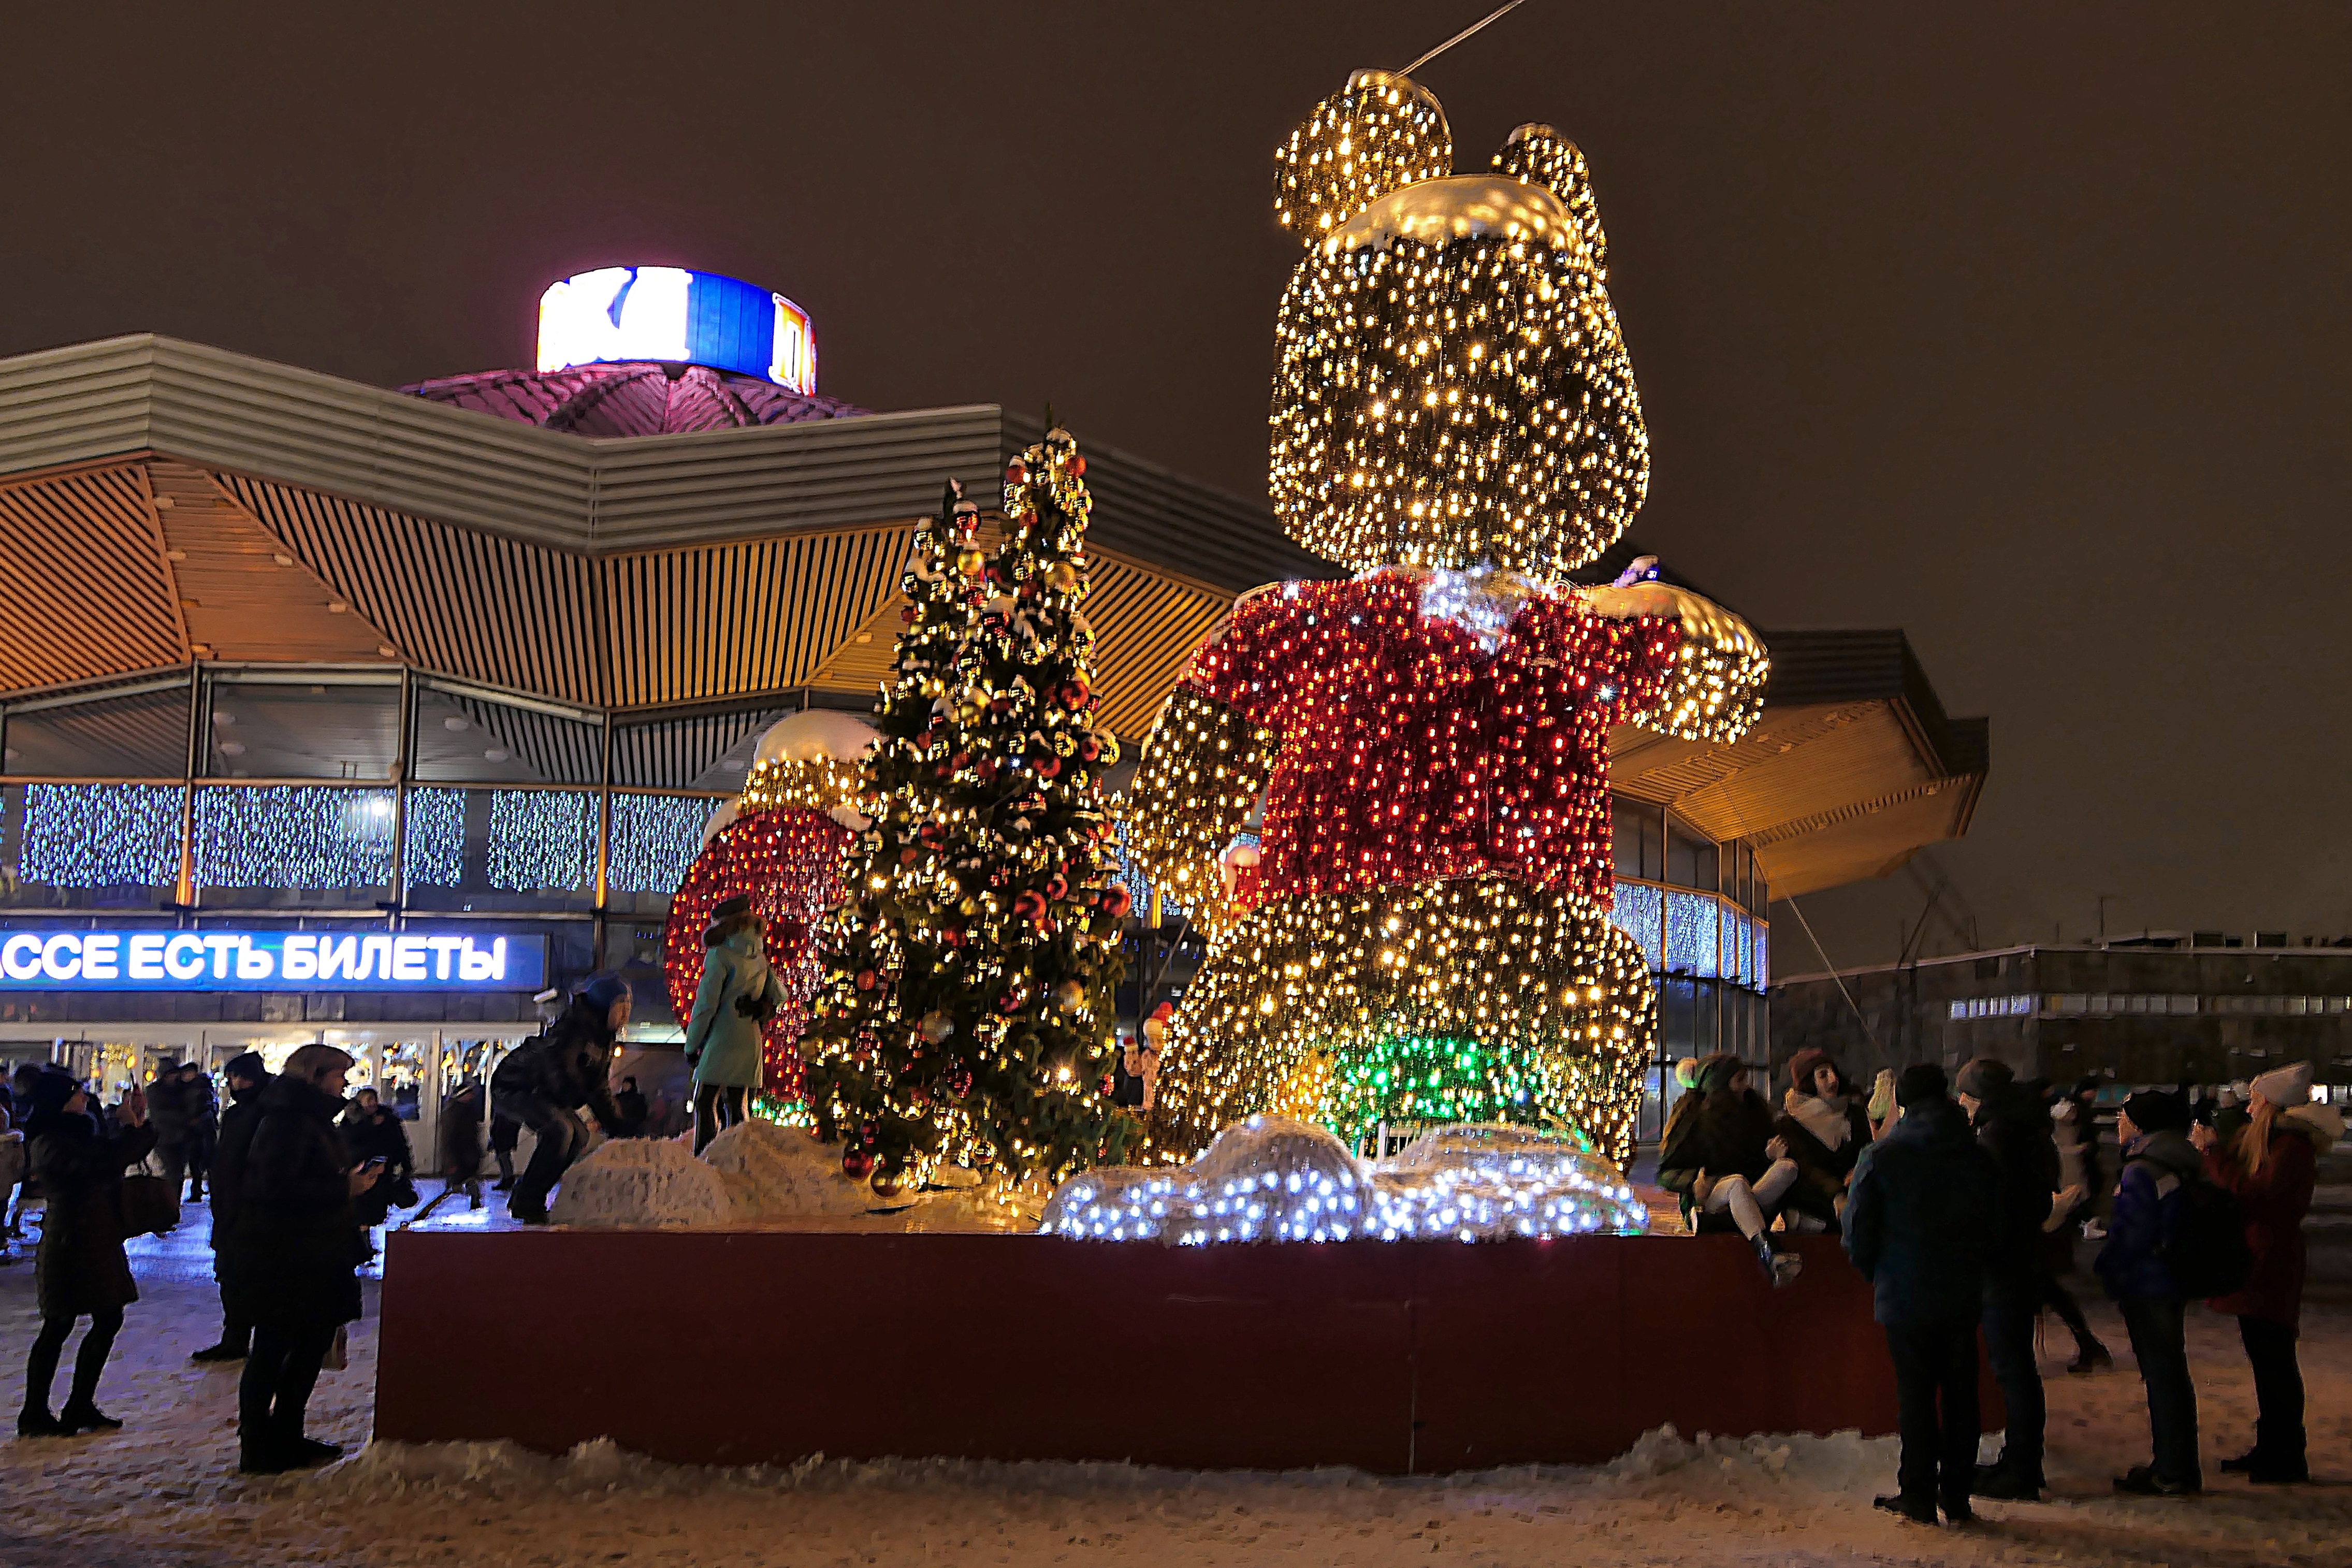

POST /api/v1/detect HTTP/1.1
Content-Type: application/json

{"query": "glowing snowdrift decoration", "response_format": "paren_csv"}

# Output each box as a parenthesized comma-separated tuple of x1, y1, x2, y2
(537, 267, 816, 392)
(1038, 1115, 1648, 1244)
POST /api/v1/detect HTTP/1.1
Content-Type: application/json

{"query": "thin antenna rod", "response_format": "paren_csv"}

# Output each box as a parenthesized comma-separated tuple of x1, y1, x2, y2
(1399, 0, 1528, 76)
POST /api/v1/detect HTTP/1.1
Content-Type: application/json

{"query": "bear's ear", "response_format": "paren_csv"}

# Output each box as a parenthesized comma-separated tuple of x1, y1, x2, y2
(1493, 124, 1608, 278)
(1273, 70, 1453, 247)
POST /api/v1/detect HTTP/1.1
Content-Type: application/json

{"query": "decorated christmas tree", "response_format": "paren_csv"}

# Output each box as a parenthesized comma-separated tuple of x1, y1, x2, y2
(801, 435, 1135, 1194)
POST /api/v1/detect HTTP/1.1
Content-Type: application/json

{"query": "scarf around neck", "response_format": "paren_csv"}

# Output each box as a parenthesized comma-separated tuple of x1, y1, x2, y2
(1783, 1087, 1853, 1151)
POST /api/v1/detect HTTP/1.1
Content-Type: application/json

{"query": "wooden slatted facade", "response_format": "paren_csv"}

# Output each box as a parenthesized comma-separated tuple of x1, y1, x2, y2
(0, 335, 1987, 900)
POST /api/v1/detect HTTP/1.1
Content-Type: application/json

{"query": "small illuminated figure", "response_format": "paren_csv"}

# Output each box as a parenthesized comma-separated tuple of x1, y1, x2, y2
(1125, 72, 1768, 1163)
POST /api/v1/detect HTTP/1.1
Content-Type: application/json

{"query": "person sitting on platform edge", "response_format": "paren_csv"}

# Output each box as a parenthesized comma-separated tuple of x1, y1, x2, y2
(1657, 1052, 1803, 1286)
(2096, 1087, 2209, 1496)
(491, 975, 630, 1223)
(1775, 1047, 1873, 1232)
(192, 1051, 272, 1363)
(1952, 1057, 2059, 1501)
(1844, 1062, 2000, 1527)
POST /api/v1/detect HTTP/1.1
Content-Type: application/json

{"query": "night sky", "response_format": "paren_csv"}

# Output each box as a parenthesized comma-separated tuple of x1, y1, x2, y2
(7, 5, 2347, 972)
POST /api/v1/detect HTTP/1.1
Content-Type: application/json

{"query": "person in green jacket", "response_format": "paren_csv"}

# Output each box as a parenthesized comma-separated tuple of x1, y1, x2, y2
(685, 894, 783, 1154)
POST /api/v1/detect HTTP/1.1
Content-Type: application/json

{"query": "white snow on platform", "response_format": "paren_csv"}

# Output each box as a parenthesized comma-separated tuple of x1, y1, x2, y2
(545, 1136, 733, 1228)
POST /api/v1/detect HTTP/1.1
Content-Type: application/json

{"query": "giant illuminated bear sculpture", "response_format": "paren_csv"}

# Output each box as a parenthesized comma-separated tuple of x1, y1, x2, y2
(1124, 71, 1768, 1163)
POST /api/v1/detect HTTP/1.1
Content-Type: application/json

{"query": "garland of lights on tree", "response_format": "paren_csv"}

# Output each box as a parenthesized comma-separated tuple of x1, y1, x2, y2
(1124, 70, 1771, 1167)
(801, 443, 1135, 1195)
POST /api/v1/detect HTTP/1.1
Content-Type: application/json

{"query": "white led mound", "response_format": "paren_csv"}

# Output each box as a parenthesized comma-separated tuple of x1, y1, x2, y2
(1037, 1115, 1648, 1245)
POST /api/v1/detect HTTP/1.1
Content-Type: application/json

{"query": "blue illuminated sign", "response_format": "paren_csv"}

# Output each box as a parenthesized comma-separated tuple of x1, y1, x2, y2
(0, 930, 548, 993)
(537, 267, 816, 393)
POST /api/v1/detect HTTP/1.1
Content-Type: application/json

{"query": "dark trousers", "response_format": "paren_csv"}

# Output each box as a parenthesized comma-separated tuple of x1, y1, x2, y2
(1982, 1290, 2045, 1483)
(155, 1139, 190, 1195)
(2039, 1267, 2101, 1352)
(693, 1085, 748, 1155)
(508, 1095, 587, 1214)
(1884, 1319, 1980, 1512)
(239, 1322, 336, 1444)
(2238, 1315, 2304, 1465)
(2119, 1295, 2200, 1485)
(22, 1303, 124, 1415)
(185, 1126, 215, 1198)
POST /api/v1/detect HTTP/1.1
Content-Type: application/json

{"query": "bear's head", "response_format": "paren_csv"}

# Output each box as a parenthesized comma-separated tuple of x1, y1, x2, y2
(1269, 71, 1647, 578)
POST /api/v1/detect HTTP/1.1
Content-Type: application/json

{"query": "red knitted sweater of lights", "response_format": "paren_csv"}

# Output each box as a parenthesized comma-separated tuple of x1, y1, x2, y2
(1180, 574, 1679, 914)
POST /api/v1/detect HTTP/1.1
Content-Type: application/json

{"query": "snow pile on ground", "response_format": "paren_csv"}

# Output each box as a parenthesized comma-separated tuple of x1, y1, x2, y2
(312, 1425, 1895, 1507)
(702, 1117, 879, 1219)
(546, 1136, 733, 1228)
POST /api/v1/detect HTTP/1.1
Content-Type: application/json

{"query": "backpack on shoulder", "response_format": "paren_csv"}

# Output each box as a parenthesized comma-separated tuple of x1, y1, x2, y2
(2143, 1163, 2253, 1299)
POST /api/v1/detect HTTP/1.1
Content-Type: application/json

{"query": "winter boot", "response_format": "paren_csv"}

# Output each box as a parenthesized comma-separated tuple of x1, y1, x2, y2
(1753, 1232, 1802, 1287)
(17, 1406, 67, 1438)
(191, 1342, 248, 1363)
(56, 1401, 122, 1433)
(2066, 1340, 2113, 1375)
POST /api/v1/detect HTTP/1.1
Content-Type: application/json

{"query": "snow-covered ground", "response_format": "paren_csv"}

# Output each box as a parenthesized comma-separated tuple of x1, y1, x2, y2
(4, 1195, 2350, 1567)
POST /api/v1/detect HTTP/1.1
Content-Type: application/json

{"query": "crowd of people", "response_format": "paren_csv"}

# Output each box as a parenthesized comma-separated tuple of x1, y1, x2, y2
(1662, 1046, 2338, 1523)
(0, 970, 650, 1471)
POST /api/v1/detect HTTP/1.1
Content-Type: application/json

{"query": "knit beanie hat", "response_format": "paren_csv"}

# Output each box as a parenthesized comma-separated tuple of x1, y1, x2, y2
(1953, 1057, 2014, 1102)
(1896, 1062, 1948, 1109)
(577, 974, 631, 1013)
(27, 1070, 79, 1119)
(2121, 1087, 2191, 1134)
(2250, 1061, 2313, 1108)
(223, 1050, 267, 1081)
(1784, 1048, 1835, 1097)
(1696, 1053, 1745, 1096)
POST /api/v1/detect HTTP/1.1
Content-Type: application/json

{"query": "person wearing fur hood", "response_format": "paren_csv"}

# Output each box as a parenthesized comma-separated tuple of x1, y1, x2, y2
(684, 894, 784, 1155)
(1775, 1047, 1874, 1231)
(2193, 1059, 2342, 1484)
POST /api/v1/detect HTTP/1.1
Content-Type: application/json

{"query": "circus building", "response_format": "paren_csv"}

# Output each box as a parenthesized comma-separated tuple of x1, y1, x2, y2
(0, 262, 1984, 1157)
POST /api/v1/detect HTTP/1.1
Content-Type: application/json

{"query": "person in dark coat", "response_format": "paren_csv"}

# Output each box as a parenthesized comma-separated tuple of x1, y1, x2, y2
(6, 1062, 46, 1243)
(16, 1070, 157, 1436)
(230, 1044, 378, 1473)
(144, 1056, 199, 1200)
(178, 1062, 220, 1202)
(489, 1109, 521, 1189)
(490, 975, 629, 1224)
(1775, 1046, 1872, 1232)
(193, 1051, 272, 1362)
(612, 1076, 650, 1140)
(0, 1080, 23, 1265)
(1953, 1058, 2058, 1499)
(2096, 1087, 2206, 1496)
(439, 1080, 486, 1208)
(1657, 1053, 1801, 1284)
(2042, 1077, 2114, 1374)
(1843, 1062, 2000, 1527)
(341, 1092, 416, 1226)
(2197, 1061, 2340, 1484)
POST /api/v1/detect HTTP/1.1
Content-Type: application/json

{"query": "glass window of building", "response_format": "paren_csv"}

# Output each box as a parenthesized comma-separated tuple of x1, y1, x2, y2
(1666, 817, 1718, 892)
(205, 675, 400, 781)
(4, 683, 190, 778)
(1611, 796, 1663, 882)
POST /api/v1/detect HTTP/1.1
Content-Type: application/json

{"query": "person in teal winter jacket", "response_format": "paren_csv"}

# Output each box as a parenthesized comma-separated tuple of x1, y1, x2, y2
(685, 894, 783, 1154)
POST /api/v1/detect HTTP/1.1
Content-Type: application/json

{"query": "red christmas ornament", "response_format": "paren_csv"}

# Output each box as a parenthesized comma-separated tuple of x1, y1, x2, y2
(1100, 884, 1133, 919)
(1006, 460, 1028, 485)
(841, 1149, 874, 1180)
(1069, 455, 1086, 477)
(662, 805, 853, 1105)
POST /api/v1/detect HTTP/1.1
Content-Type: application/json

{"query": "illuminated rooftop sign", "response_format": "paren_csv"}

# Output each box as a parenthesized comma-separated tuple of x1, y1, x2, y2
(536, 267, 816, 393)
(0, 929, 549, 993)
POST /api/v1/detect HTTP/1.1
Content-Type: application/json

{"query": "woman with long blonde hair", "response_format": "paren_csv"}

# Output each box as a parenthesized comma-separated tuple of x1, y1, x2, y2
(2196, 1061, 2342, 1484)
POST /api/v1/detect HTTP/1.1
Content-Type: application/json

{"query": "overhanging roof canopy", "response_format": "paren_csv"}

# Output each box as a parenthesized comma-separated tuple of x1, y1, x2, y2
(0, 333, 1984, 894)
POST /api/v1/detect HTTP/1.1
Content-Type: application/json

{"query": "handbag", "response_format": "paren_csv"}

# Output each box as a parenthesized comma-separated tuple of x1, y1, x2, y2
(121, 1158, 180, 1236)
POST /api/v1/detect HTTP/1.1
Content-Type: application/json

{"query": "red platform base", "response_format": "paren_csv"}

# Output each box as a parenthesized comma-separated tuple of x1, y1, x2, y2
(378, 1231, 1953, 1473)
